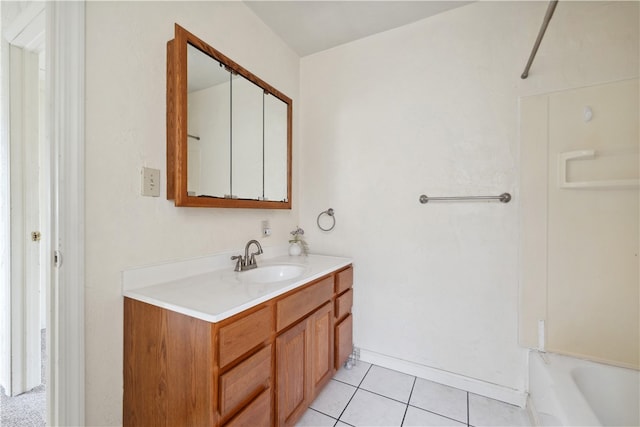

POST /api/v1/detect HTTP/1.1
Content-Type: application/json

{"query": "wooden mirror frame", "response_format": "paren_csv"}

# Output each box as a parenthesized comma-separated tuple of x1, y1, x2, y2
(167, 24, 292, 208)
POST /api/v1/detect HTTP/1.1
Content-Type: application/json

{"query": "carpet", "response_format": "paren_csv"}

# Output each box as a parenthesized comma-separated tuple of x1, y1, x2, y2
(0, 329, 46, 426)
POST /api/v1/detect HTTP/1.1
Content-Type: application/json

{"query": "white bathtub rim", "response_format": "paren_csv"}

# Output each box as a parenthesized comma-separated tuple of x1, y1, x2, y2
(529, 351, 598, 426)
(529, 350, 638, 427)
(527, 394, 563, 427)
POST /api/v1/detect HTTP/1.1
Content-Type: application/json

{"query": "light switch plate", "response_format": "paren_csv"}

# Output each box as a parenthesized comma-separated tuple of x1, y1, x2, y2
(141, 167, 160, 197)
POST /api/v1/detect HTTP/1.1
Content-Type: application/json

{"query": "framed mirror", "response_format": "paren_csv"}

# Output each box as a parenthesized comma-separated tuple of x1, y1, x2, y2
(167, 24, 292, 208)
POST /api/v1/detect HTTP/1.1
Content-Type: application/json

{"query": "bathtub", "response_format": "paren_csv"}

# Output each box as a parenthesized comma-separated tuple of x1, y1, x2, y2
(528, 351, 639, 426)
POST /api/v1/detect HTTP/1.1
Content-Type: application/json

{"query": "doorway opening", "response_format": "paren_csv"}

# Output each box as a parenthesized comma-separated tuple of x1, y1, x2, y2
(0, 3, 48, 426)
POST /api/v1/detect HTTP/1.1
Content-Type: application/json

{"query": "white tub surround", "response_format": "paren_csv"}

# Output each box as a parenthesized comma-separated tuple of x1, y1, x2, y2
(122, 247, 352, 322)
(529, 351, 640, 427)
(520, 79, 639, 370)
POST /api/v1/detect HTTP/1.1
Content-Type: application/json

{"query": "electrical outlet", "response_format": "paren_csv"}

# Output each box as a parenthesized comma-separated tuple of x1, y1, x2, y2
(262, 220, 271, 237)
(141, 167, 160, 197)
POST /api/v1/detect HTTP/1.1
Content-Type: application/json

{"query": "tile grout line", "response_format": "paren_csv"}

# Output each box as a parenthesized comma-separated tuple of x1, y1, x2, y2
(313, 362, 529, 427)
(405, 403, 469, 426)
(355, 363, 374, 388)
(354, 363, 418, 406)
(466, 391, 470, 426)
(333, 364, 373, 425)
(338, 364, 471, 426)
(305, 407, 339, 426)
(312, 392, 470, 427)
(332, 364, 478, 427)
(399, 376, 417, 426)
(353, 387, 413, 406)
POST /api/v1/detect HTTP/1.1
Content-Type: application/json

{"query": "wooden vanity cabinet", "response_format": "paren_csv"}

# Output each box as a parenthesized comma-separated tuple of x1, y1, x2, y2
(124, 264, 353, 427)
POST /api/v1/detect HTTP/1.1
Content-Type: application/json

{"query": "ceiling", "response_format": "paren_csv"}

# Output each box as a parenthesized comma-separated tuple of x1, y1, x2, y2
(244, 1, 473, 57)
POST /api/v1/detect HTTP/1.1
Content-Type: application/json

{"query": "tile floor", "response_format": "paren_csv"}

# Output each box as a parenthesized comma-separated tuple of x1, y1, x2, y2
(296, 362, 532, 427)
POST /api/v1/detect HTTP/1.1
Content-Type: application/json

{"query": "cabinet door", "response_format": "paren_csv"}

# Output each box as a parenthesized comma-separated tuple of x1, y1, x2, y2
(276, 319, 310, 426)
(335, 314, 353, 369)
(310, 302, 334, 398)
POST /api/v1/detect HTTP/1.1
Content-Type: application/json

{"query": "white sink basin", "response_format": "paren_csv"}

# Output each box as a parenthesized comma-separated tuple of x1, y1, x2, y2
(237, 264, 307, 284)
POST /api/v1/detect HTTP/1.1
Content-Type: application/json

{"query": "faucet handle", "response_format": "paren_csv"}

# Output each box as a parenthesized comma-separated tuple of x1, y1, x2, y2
(231, 255, 243, 272)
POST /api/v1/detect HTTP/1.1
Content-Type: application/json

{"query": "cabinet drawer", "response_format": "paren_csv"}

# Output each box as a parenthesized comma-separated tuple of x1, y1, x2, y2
(335, 266, 353, 294)
(335, 288, 353, 320)
(335, 314, 353, 369)
(224, 387, 271, 427)
(219, 305, 272, 368)
(219, 345, 271, 419)
(277, 276, 333, 331)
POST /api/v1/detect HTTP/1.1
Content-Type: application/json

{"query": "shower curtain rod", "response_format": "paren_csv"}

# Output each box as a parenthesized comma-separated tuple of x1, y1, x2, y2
(521, 0, 558, 79)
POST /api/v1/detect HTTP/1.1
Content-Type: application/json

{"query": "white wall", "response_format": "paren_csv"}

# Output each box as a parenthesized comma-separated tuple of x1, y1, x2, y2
(85, 2, 299, 424)
(299, 0, 638, 397)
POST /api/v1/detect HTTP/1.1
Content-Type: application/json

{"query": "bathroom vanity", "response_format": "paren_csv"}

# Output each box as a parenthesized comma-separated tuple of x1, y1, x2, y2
(123, 254, 353, 427)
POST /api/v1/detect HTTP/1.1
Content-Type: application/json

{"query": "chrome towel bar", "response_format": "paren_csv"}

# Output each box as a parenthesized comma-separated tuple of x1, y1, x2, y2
(419, 193, 512, 204)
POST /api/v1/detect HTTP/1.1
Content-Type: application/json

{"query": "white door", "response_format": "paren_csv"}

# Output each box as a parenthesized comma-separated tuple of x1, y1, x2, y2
(7, 42, 43, 396)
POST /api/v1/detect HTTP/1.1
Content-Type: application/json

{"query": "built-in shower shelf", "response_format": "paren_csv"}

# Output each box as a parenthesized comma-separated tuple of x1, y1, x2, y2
(558, 149, 640, 189)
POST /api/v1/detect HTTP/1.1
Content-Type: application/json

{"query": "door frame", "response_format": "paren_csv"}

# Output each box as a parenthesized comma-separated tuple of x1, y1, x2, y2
(46, 2, 86, 425)
(0, 1, 85, 424)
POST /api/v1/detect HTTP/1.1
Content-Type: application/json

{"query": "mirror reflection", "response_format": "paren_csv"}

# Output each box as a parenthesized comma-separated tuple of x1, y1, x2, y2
(186, 44, 230, 197)
(186, 43, 289, 202)
(264, 95, 288, 200)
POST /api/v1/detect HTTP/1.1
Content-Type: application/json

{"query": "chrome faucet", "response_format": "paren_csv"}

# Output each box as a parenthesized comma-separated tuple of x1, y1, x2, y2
(231, 239, 263, 272)
(244, 239, 263, 270)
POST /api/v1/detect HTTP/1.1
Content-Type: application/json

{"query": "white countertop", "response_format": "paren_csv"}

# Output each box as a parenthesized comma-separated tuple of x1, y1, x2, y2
(122, 253, 352, 323)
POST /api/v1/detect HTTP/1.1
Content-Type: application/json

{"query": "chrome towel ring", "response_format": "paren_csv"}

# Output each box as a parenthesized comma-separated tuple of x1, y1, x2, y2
(317, 208, 335, 231)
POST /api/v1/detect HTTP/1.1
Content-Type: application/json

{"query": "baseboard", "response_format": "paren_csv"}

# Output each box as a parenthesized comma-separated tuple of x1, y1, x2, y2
(359, 348, 528, 408)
